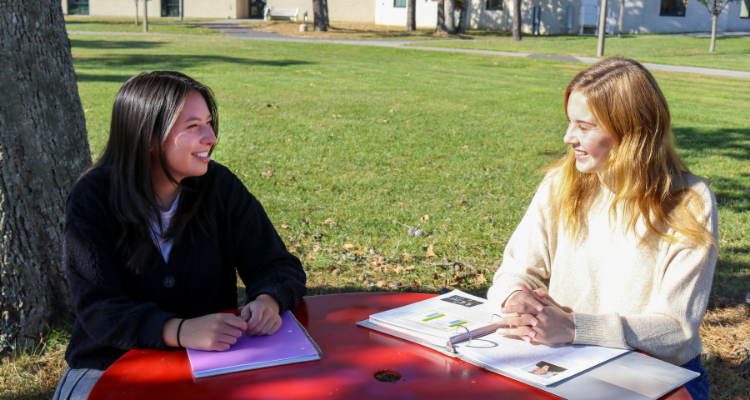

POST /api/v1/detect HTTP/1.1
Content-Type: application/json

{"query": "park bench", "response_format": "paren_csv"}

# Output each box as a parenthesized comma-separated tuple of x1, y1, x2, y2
(264, 8, 299, 21)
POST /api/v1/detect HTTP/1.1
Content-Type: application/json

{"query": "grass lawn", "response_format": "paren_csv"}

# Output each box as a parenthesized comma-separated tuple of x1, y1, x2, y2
(2, 33, 749, 399)
(407, 34, 750, 72)
(64, 16, 224, 36)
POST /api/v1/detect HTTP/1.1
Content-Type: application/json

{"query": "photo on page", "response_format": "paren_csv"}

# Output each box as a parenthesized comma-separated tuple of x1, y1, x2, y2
(523, 359, 568, 379)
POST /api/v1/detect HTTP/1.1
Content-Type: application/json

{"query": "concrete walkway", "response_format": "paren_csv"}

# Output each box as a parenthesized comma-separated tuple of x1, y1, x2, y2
(67, 25, 750, 79)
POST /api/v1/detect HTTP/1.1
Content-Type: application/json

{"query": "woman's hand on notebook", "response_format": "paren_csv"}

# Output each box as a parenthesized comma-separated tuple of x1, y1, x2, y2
(164, 314, 248, 351)
(496, 284, 575, 346)
(241, 294, 282, 336)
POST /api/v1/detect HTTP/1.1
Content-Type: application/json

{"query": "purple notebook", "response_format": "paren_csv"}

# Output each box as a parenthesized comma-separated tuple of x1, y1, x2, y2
(186, 311, 322, 378)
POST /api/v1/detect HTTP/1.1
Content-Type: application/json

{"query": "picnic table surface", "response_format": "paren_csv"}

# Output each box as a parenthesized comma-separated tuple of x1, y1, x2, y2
(88, 292, 693, 400)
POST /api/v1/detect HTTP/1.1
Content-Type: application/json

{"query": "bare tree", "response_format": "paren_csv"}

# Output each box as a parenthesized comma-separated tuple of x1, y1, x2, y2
(313, 0, 327, 31)
(618, 0, 625, 38)
(0, 0, 91, 352)
(436, 0, 448, 33)
(445, 0, 457, 34)
(134, 0, 139, 25)
(406, 0, 416, 31)
(597, 0, 609, 56)
(696, 0, 738, 52)
(512, 0, 522, 41)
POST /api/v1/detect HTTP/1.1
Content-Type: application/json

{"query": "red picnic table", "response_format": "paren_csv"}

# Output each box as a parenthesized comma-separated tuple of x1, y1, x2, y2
(88, 292, 693, 400)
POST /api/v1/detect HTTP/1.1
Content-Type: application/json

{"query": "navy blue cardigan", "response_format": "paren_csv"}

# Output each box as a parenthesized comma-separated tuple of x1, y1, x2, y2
(63, 161, 307, 370)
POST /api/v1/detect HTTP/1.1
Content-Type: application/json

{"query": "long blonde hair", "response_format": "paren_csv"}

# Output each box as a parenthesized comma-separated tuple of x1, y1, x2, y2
(548, 57, 716, 248)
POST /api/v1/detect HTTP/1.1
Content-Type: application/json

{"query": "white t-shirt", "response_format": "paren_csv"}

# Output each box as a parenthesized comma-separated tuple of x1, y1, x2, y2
(150, 192, 180, 263)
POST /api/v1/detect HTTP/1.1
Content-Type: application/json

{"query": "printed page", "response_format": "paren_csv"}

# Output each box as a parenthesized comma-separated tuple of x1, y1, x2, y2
(369, 290, 501, 341)
(454, 333, 628, 386)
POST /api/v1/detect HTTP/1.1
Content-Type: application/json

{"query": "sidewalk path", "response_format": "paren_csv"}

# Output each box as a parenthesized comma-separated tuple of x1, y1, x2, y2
(67, 25, 750, 80)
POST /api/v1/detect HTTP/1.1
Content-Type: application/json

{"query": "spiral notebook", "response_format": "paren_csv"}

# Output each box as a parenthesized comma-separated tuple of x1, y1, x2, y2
(186, 311, 322, 378)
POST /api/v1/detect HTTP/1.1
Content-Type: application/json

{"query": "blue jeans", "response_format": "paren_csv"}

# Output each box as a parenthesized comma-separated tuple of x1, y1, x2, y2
(53, 367, 104, 400)
(681, 355, 709, 400)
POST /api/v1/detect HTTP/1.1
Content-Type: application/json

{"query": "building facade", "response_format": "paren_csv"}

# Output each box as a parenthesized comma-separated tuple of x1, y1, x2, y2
(63, 0, 750, 34)
(62, 0, 261, 19)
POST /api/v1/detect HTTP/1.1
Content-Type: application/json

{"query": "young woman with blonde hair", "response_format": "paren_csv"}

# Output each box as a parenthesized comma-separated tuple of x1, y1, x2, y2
(488, 57, 717, 400)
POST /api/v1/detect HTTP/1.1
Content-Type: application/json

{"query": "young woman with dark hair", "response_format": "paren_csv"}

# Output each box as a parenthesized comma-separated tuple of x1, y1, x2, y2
(488, 58, 717, 400)
(54, 71, 306, 399)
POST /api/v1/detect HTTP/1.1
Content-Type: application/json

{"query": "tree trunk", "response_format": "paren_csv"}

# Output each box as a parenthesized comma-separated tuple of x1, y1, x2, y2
(143, 0, 148, 32)
(0, 0, 91, 353)
(512, 0, 522, 41)
(180, 0, 184, 21)
(135, 0, 139, 25)
(597, 0, 608, 56)
(323, 0, 329, 27)
(709, 14, 717, 52)
(618, 0, 624, 38)
(457, 2, 468, 34)
(444, 0, 456, 34)
(435, 0, 447, 33)
(312, 0, 327, 31)
(406, 0, 416, 31)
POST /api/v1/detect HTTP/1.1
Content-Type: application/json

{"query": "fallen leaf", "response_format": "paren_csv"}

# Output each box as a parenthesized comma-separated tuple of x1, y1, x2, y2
(84, 108, 92, 113)
(382, 119, 389, 123)
(332, 114, 342, 118)
(425, 244, 437, 258)
(285, 138, 291, 142)
(420, 215, 430, 221)
(312, 244, 321, 252)
(483, 167, 490, 172)
(406, 265, 416, 271)
(376, 280, 387, 288)
(394, 266, 406, 274)
(461, 145, 469, 149)
(476, 274, 487, 284)
(401, 252, 412, 261)
(343, 243, 355, 250)
(280, 223, 289, 230)
(260, 170, 274, 178)
(310, 83, 317, 87)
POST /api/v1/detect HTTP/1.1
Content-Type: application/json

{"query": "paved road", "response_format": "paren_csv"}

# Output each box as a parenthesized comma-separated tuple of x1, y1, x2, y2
(68, 24, 750, 79)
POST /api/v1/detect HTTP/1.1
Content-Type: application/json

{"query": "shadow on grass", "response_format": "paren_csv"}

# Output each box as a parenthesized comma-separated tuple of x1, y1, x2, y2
(713, 248, 750, 301)
(674, 127, 750, 212)
(72, 54, 314, 71)
(70, 39, 167, 50)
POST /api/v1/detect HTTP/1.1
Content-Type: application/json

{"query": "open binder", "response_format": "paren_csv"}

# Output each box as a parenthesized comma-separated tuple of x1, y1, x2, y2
(357, 290, 699, 399)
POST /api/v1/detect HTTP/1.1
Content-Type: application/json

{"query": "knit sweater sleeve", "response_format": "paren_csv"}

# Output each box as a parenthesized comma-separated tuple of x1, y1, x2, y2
(572, 180, 718, 363)
(487, 175, 556, 306)
(218, 167, 307, 314)
(64, 176, 178, 352)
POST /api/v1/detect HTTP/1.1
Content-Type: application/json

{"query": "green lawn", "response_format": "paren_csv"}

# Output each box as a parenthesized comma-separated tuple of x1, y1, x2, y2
(64, 16, 224, 36)
(408, 35, 750, 72)
(4, 33, 749, 399)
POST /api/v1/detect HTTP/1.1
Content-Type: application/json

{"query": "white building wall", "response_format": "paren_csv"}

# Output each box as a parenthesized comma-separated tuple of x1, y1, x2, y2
(375, 0, 437, 28)
(62, 0, 246, 18)
(267, 0, 375, 23)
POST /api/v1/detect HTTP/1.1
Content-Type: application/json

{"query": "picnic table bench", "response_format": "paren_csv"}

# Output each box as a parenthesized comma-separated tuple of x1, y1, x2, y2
(264, 8, 299, 21)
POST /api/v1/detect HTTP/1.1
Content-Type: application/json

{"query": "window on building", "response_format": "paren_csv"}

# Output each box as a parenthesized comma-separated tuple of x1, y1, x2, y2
(394, 0, 406, 8)
(68, 0, 89, 15)
(660, 0, 686, 17)
(486, 0, 503, 10)
(162, 0, 180, 17)
(741, 0, 749, 18)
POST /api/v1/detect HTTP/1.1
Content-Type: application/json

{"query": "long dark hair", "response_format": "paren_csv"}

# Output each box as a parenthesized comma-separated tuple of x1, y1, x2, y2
(89, 71, 219, 273)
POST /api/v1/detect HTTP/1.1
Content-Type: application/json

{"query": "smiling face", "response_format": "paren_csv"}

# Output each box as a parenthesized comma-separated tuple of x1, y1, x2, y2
(563, 91, 615, 174)
(157, 90, 216, 182)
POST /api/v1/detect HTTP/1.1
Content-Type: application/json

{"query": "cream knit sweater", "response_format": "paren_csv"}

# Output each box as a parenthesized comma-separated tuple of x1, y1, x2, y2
(487, 173, 718, 366)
